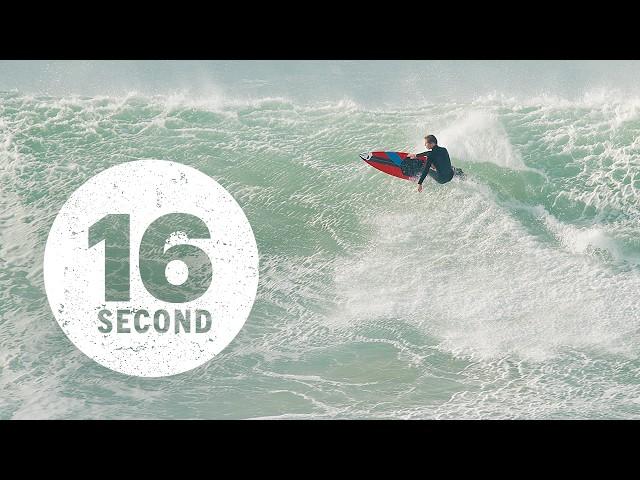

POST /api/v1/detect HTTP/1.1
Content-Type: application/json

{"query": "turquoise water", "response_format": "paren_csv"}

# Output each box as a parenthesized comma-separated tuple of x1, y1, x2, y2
(1, 61, 640, 418)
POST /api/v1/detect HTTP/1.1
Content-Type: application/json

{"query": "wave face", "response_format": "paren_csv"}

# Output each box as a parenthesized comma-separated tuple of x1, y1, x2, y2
(2, 61, 640, 418)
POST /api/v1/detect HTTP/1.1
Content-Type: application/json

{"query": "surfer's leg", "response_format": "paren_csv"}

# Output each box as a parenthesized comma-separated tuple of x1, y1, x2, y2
(428, 169, 448, 184)
(402, 159, 423, 177)
(453, 166, 465, 178)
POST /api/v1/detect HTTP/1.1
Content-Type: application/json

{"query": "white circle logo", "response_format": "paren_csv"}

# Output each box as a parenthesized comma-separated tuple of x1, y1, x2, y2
(44, 160, 259, 377)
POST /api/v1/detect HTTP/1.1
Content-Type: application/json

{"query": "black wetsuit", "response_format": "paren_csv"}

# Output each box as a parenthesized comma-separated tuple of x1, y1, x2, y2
(417, 145, 454, 185)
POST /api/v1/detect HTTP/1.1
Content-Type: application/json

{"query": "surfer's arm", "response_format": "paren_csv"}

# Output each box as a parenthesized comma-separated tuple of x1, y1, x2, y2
(418, 157, 433, 185)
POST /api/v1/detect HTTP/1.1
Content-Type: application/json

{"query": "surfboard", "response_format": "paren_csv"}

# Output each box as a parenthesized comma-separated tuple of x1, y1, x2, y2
(359, 151, 464, 182)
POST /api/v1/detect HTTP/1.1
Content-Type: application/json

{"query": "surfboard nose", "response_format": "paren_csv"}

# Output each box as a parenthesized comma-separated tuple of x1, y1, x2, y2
(359, 152, 371, 161)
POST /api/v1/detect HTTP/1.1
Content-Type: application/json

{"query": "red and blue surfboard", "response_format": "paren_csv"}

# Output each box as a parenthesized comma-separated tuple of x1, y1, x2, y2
(360, 151, 431, 182)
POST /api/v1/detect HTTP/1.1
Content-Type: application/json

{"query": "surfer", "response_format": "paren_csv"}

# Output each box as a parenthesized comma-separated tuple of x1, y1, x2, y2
(408, 135, 455, 193)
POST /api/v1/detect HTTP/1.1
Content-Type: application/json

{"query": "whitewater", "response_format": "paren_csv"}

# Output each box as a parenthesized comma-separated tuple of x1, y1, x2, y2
(1, 60, 640, 418)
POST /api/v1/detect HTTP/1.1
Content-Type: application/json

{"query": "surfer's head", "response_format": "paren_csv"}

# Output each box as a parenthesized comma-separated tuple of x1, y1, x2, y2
(424, 134, 438, 149)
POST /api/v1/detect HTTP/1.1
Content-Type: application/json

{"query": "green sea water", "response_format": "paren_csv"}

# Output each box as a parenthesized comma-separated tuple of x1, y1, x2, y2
(1, 61, 640, 418)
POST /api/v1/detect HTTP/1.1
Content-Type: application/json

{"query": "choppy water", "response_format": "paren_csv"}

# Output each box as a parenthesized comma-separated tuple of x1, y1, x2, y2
(2, 61, 640, 419)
